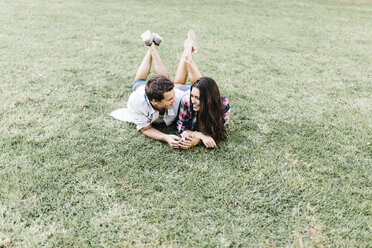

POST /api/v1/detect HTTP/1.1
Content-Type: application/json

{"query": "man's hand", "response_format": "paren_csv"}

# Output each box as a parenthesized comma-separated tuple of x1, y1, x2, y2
(141, 125, 180, 148)
(165, 135, 181, 148)
(179, 138, 193, 149)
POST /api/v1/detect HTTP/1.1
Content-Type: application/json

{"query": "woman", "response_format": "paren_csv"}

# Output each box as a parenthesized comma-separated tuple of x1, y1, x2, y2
(127, 29, 230, 149)
(175, 33, 230, 149)
(177, 77, 230, 148)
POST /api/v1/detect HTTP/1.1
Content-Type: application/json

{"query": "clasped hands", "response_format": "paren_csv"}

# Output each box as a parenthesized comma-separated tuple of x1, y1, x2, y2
(165, 131, 216, 149)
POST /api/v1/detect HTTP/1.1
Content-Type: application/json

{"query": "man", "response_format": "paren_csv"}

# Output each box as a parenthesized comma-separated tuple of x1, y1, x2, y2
(110, 30, 194, 148)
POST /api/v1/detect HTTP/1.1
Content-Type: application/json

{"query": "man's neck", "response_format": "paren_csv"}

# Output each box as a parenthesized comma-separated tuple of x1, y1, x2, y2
(150, 102, 165, 115)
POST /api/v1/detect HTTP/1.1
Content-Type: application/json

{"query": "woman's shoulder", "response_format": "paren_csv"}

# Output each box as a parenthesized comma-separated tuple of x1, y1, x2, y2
(182, 93, 191, 105)
(221, 96, 230, 124)
(221, 96, 230, 107)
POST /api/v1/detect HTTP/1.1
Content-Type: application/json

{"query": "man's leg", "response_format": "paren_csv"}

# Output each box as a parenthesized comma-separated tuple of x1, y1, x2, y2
(149, 43, 170, 79)
(135, 49, 152, 80)
(132, 49, 152, 91)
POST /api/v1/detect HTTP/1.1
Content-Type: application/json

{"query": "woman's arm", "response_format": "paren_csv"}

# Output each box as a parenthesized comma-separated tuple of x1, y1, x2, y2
(194, 131, 217, 148)
(179, 130, 216, 149)
(179, 130, 201, 149)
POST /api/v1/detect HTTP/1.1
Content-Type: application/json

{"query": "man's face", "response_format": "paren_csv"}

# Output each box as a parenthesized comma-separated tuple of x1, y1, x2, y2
(152, 89, 176, 110)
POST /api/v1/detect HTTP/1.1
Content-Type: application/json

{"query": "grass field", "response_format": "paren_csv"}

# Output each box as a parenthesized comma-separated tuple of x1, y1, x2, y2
(1, 0, 371, 247)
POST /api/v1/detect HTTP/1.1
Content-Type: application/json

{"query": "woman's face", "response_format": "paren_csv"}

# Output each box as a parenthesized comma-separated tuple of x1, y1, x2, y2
(191, 87, 200, 111)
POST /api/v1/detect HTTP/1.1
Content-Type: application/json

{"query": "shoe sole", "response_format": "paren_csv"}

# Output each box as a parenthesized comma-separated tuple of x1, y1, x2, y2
(141, 30, 153, 46)
(152, 33, 163, 46)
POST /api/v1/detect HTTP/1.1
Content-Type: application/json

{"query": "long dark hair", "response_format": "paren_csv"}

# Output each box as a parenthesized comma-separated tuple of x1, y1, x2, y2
(191, 77, 226, 143)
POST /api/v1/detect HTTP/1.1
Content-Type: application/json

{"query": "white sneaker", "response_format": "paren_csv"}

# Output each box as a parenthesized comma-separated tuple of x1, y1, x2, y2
(141, 30, 153, 46)
(152, 32, 163, 46)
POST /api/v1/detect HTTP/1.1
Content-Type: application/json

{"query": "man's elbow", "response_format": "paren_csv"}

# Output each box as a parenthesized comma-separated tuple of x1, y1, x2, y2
(140, 125, 152, 134)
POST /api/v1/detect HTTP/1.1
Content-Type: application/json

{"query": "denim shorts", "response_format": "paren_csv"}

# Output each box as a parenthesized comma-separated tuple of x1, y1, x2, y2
(132, 79, 147, 91)
(132, 79, 191, 92)
(176, 85, 191, 91)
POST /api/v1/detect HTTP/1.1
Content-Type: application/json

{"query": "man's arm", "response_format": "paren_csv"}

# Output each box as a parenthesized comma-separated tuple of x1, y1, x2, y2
(141, 125, 180, 148)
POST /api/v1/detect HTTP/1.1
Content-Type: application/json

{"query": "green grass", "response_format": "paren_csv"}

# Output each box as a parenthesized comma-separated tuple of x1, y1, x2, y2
(1, 0, 371, 247)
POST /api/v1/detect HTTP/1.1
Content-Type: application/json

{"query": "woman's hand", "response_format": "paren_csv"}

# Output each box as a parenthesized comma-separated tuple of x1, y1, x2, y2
(193, 132, 217, 148)
(200, 135, 217, 148)
(178, 131, 201, 149)
(191, 132, 216, 148)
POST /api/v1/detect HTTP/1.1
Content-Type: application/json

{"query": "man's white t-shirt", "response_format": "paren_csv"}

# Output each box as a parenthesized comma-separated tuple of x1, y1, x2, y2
(110, 85, 186, 130)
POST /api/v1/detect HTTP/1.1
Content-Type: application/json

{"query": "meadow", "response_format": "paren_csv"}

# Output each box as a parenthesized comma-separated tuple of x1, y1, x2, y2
(0, 0, 371, 247)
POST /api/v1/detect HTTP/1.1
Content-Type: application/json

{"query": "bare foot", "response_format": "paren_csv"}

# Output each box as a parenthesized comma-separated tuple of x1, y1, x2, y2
(182, 38, 195, 60)
(187, 29, 197, 53)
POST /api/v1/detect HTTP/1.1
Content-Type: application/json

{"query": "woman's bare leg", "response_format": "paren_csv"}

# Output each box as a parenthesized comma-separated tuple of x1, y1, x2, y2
(149, 43, 170, 79)
(174, 33, 199, 86)
(180, 37, 202, 84)
(173, 56, 188, 86)
(135, 49, 152, 80)
(186, 57, 202, 84)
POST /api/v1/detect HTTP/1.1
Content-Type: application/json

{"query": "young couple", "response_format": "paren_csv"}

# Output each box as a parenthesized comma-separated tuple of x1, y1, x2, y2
(110, 30, 230, 149)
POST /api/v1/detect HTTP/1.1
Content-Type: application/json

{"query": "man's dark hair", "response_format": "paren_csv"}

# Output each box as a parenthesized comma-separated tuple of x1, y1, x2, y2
(145, 75, 174, 101)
